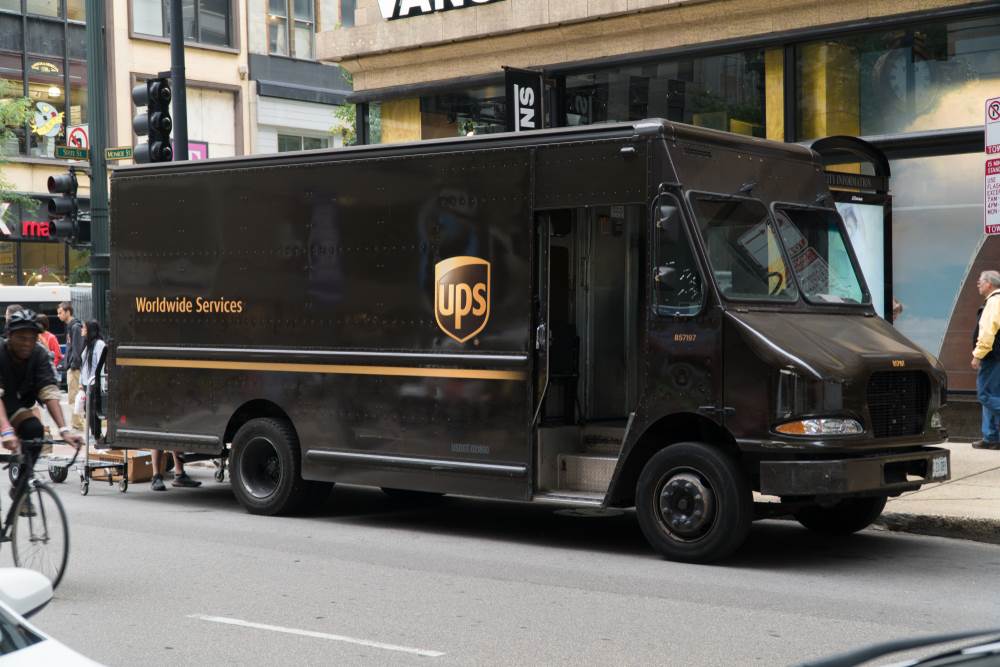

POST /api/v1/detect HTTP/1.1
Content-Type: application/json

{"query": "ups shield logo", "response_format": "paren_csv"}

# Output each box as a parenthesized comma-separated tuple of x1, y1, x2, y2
(435, 256, 490, 343)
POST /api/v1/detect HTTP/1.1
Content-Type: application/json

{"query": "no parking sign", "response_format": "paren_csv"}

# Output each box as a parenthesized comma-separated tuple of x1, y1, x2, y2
(67, 124, 89, 150)
(986, 98, 1000, 235)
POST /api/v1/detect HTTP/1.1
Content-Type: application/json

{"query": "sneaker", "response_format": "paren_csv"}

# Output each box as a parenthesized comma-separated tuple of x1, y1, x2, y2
(171, 472, 202, 488)
(151, 475, 167, 491)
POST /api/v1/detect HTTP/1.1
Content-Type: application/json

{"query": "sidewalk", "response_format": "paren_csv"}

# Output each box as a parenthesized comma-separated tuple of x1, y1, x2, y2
(877, 440, 1000, 545)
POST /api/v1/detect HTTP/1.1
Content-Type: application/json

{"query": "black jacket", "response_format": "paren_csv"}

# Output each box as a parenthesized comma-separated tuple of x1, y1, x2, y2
(65, 317, 84, 370)
(0, 343, 60, 416)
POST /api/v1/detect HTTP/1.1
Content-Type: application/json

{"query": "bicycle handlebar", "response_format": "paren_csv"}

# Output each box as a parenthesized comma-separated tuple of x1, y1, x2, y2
(17, 438, 81, 468)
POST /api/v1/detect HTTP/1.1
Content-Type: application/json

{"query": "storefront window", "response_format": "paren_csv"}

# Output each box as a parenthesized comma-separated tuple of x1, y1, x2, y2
(68, 248, 89, 283)
(0, 242, 15, 286)
(0, 55, 26, 157)
(563, 50, 766, 136)
(20, 241, 66, 285)
(796, 16, 1000, 140)
(889, 153, 984, 391)
(68, 59, 86, 128)
(420, 86, 507, 139)
(26, 57, 65, 158)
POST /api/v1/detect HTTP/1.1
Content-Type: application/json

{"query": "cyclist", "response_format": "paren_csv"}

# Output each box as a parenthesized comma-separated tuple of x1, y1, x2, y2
(0, 310, 83, 468)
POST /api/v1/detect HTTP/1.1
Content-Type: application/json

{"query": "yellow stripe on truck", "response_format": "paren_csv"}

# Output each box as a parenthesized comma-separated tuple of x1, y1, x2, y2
(115, 357, 526, 382)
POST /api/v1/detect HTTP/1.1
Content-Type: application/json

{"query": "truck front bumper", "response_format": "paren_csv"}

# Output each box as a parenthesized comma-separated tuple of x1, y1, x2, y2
(758, 447, 950, 497)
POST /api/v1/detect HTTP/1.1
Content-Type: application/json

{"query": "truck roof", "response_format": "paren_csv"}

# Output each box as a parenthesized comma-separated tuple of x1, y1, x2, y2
(113, 118, 817, 178)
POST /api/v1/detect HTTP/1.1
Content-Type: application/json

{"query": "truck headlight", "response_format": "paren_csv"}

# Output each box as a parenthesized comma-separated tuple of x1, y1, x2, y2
(930, 411, 943, 429)
(775, 418, 864, 436)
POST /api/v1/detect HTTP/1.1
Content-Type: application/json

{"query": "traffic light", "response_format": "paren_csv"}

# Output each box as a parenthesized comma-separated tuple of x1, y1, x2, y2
(132, 77, 173, 163)
(46, 167, 89, 247)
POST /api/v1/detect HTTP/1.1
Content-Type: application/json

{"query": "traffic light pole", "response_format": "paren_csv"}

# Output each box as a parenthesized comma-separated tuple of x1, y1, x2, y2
(169, 0, 188, 161)
(85, 0, 109, 327)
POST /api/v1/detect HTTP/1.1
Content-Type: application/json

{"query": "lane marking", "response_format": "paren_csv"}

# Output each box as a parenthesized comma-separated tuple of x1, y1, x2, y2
(187, 614, 445, 658)
(118, 357, 525, 381)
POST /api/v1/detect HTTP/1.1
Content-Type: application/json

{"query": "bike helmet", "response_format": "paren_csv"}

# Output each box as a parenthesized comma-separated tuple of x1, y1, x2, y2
(5, 308, 43, 334)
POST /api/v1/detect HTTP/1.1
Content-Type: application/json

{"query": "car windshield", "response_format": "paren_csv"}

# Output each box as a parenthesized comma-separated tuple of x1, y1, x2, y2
(773, 206, 870, 305)
(689, 194, 798, 302)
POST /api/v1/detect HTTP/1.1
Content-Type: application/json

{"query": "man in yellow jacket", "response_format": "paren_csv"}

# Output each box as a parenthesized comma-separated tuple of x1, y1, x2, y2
(972, 270, 1000, 449)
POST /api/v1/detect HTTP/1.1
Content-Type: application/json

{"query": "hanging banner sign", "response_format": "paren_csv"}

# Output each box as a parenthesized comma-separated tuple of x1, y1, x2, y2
(504, 67, 543, 133)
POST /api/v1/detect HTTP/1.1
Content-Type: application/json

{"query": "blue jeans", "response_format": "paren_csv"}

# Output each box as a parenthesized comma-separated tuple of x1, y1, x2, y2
(978, 356, 1000, 441)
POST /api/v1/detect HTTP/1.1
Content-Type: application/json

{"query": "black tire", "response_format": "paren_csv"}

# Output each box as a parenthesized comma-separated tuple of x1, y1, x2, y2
(48, 466, 69, 484)
(794, 496, 887, 536)
(635, 442, 752, 563)
(12, 483, 69, 589)
(380, 487, 445, 502)
(8, 462, 20, 485)
(230, 418, 331, 515)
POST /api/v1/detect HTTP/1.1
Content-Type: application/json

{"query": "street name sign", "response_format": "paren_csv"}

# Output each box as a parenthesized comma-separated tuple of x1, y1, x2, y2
(54, 145, 88, 159)
(106, 146, 134, 161)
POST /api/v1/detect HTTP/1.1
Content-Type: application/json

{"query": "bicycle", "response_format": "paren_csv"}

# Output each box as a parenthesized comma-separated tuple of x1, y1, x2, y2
(0, 439, 78, 590)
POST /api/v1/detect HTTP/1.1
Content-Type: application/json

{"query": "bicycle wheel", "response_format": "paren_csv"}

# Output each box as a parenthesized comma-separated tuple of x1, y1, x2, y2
(11, 482, 69, 590)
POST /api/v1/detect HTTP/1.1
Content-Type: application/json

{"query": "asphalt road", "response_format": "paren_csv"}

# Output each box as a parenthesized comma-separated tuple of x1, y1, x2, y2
(7, 467, 1000, 666)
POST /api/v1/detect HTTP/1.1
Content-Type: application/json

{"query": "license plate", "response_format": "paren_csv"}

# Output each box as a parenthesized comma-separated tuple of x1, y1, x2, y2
(931, 456, 948, 479)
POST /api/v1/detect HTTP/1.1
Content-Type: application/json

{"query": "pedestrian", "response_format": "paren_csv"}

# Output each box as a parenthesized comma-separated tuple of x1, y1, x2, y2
(56, 301, 84, 431)
(971, 270, 1000, 450)
(79, 320, 106, 441)
(36, 313, 62, 371)
(0, 310, 82, 478)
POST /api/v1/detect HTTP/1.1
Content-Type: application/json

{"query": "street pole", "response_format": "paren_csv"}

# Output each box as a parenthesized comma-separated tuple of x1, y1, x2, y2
(170, 0, 188, 160)
(85, 0, 109, 327)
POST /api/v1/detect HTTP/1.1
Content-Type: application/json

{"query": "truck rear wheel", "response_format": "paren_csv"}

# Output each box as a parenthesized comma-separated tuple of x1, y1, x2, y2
(635, 442, 752, 563)
(230, 418, 330, 515)
(794, 496, 887, 535)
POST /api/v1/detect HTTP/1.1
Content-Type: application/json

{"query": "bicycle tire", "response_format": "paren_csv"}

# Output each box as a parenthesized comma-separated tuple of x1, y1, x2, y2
(12, 482, 69, 590)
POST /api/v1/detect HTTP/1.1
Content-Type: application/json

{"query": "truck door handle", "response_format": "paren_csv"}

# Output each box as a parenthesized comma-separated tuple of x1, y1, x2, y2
(536, 323, 548, 351)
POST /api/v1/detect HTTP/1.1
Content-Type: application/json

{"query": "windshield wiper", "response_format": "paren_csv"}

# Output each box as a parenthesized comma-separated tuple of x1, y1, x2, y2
(793, 629, 1000, 667)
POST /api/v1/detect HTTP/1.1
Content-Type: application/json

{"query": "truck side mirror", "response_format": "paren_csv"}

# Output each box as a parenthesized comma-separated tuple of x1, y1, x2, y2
(657, 204, 680, 229)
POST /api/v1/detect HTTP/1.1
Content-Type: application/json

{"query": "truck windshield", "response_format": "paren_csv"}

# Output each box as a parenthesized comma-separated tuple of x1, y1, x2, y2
(773, 206, 869, 305)
(689, 194, 798, 302)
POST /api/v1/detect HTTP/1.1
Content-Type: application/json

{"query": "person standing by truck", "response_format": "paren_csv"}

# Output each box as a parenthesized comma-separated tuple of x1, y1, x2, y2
(56, 301, 84, 432)
(971, 270, 1000, 450)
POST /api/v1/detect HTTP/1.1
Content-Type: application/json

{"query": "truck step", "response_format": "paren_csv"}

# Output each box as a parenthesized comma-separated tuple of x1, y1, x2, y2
(557, 454, 616, 493)
(580, 425, 625, 454)
(532, 490, 605, 506)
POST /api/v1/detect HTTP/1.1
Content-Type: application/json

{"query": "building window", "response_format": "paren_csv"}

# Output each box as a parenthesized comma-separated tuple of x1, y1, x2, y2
(339, 0, 355, 28)
(268, 0, 314, 60)
(277, 133, 328, 152)
(132, 0, 232, 48)
(562, 50, 767, 137)
(795, 16, 1000, 140)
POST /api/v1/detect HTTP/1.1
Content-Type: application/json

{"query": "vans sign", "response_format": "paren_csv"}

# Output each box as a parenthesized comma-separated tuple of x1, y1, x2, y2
(378, 0, 504, 20)
(505, 67, 543, 133)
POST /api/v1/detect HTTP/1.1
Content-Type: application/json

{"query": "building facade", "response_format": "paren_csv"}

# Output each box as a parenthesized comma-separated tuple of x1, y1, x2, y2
(0, 0, 352, 287)
(319, 0, 1000, 393)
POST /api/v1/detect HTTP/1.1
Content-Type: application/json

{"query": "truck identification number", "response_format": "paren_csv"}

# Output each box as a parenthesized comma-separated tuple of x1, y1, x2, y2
(673, 334, 697, 343)
(891, 359, 906, 368)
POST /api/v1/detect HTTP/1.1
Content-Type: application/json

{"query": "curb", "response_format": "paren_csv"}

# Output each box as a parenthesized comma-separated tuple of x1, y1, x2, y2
(876, 512, 1000, 546)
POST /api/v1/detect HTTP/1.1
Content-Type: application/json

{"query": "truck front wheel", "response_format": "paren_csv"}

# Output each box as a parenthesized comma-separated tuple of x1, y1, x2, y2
(794, 497, 887, 535)
(635, 443, 752, 563)
(230, 418, 330, 515)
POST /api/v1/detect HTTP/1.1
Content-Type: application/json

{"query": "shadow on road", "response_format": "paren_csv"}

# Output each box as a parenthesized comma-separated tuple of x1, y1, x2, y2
(67, 475, 987, 569)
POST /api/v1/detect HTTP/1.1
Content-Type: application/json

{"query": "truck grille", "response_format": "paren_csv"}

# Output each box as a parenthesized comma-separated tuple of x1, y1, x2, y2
(866, 371, 930, 438)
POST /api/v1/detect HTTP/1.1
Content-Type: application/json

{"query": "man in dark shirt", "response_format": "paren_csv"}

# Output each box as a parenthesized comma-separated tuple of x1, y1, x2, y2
(0, 310, 82, 468)
(57, 301, 84, 431)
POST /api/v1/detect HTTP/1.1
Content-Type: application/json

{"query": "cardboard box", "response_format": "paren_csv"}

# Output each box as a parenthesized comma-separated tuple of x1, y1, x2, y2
(86, 449, 154, 483)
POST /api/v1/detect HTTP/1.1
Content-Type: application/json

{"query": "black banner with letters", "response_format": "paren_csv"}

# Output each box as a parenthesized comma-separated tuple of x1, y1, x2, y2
(504, 67, 543, 133)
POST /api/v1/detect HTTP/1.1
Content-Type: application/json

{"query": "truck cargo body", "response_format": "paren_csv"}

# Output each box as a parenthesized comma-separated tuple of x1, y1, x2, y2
(108, 119, 949, 562)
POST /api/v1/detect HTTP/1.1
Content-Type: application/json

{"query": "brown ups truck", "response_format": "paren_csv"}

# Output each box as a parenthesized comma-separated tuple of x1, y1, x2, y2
(107, 119, 950, 562)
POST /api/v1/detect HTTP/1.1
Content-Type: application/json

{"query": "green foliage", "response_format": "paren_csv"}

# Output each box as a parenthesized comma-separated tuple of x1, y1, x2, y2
(68, 263, 91, 285)
(0, 79, 34, 209)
